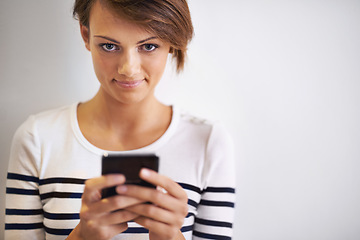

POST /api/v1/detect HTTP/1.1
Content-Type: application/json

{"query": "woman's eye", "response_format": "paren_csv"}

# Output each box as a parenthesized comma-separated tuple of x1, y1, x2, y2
(101, 43, 118, 52)
(141, 44, 158, 52)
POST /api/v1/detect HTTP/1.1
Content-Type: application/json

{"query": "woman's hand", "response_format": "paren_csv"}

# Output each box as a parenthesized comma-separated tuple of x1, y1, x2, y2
(117, 169, 188, 240)
(67, 174, 142, 240)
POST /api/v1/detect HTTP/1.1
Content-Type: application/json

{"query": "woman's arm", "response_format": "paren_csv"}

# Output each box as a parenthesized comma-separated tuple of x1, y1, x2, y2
(193, 123, 236, 239)
(5, 117, 45, 239)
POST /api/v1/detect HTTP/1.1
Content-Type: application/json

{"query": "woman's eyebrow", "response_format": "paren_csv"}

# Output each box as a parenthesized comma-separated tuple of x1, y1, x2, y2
(94, 35, 157, 44)
(137, 37, 157, 44)
(94, 35, 120, 43)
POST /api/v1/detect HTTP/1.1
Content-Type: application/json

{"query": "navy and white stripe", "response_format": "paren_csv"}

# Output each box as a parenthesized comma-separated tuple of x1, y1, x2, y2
(6, 173, 235, 238)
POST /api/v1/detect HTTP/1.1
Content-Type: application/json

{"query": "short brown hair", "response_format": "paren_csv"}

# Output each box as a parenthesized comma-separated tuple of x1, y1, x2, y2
(73, 0, 194, 72)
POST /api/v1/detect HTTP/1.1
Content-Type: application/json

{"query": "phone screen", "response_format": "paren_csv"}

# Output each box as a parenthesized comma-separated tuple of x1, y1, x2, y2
(101, 154, 159, 198)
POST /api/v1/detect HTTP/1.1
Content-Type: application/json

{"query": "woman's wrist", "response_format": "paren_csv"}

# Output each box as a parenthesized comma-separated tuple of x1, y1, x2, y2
(66, 224, 85, 240)
(174, 230, 186, 240)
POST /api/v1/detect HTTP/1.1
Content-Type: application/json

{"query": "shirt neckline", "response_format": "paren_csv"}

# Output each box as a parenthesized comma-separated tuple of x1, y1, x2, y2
(70, 102, 179, 155)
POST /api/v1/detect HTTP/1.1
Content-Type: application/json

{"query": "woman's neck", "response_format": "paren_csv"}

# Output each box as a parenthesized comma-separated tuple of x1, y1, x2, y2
(77, 89, 172, 151)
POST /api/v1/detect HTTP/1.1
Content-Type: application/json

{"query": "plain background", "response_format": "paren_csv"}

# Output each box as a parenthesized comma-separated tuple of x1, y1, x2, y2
(1, 0, 360, 239)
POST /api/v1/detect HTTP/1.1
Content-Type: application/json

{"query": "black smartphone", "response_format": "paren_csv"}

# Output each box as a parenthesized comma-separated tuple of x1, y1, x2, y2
(101, 153, 159, 198)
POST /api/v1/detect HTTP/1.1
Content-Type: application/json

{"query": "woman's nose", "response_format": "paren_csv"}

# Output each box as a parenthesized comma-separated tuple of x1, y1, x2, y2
(117, 50, 141, 78)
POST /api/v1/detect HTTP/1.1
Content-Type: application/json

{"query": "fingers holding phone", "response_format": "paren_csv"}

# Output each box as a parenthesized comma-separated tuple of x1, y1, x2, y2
(119, 168, 188, 240)
(71, 174, 141, 240)
(99, 153, 188, 239)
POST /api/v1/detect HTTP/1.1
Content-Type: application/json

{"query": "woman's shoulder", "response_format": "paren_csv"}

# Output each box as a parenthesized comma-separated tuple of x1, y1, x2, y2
(174, 107, 231, 142)
(30, 103, 76, 121)
(176, 107, 215, 129)
(177, 107, 227, 129)
(14, 103, 77, 138)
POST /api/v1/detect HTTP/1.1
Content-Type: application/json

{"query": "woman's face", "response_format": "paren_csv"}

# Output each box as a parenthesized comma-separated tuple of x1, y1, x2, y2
(81, 1, 171, 105)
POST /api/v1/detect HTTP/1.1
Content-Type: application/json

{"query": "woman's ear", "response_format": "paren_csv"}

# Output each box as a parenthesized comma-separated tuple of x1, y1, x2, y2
(80, 23, 91, 51)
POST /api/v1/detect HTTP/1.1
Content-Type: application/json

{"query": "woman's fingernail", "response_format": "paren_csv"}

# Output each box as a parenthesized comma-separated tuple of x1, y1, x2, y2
(157, 186, 168, 194)
(140, 168, 151, 178)
(117, 185, 127, 193)
(116, 175, 125, 181)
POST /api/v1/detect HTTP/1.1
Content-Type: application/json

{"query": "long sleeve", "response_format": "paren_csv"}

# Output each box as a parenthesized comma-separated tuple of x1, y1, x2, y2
(5, 116, 45, 239)
(192, 123, 236, 240)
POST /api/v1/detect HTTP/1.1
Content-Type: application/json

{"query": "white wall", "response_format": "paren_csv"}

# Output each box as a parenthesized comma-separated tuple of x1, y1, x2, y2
(1, 0, 360, 239)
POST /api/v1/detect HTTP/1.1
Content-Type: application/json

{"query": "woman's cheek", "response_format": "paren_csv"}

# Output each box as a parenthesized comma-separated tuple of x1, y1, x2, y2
(144, 56, 167, 76)
(93, 54, 115, 80)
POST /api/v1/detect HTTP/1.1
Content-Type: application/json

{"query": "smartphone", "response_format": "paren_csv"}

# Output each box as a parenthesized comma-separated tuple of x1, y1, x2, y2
(101, 153, 159, 198)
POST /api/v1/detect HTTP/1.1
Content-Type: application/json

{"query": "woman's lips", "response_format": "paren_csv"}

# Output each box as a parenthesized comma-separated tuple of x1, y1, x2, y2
(113, 79, 144, 89)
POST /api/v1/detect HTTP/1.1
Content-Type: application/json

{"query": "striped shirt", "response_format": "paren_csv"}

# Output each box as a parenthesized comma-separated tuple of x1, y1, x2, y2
(5, 103, 236, 239)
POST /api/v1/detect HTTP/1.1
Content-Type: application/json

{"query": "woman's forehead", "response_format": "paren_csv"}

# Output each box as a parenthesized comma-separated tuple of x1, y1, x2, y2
(88, 1, 151, 37)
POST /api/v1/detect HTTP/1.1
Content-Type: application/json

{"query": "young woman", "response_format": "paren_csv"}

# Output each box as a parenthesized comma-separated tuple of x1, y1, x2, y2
(5, 0, 236, 239)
